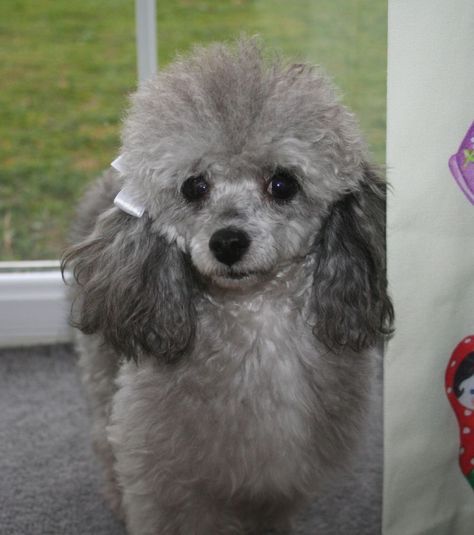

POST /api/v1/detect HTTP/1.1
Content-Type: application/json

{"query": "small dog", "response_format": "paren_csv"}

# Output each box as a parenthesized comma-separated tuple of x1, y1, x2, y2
(63, 39, 393, 535)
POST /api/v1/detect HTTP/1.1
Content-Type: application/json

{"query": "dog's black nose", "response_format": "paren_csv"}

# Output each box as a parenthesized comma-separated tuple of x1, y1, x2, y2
(209, 227, 250, 266)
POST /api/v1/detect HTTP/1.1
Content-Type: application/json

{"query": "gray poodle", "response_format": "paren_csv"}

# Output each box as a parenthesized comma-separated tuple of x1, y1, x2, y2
(62, 39, 393, 534)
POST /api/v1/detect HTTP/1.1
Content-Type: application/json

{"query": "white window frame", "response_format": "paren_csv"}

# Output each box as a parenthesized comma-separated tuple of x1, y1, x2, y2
(0, 0, 157, 348)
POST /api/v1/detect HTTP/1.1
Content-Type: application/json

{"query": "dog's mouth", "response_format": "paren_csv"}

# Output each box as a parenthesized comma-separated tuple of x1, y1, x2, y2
(225, 270, 256, 280)
(210, 268, 268, 288)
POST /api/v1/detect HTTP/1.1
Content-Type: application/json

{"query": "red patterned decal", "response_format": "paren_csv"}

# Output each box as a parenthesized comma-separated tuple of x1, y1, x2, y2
(446, 335, 474, 489)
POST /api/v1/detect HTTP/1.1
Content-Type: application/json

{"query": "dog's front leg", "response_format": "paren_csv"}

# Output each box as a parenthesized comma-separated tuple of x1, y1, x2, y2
(123, 495, 246, 535)
(107, 368, 246, 535)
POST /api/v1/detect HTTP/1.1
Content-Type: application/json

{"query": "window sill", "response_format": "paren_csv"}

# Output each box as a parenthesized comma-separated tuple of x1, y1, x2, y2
(0, 266, 72, 348)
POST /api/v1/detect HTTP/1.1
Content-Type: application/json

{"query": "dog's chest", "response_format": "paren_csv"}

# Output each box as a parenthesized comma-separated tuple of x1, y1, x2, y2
(189, 294, 318, 488)
(115, 292, 322, 498)
(198, 292, 313, 394)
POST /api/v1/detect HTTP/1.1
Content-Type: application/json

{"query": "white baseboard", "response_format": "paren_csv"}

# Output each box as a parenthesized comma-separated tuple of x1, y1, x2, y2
(0, 269, 72, 348)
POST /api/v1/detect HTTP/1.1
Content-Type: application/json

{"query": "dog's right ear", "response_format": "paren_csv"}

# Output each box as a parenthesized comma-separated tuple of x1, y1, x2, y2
(311, 164, 394, 352)
(61, 209, 196, 363)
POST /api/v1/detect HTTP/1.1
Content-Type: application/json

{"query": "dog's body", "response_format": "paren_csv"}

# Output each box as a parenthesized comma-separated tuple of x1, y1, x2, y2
(64, 40, 392, 534)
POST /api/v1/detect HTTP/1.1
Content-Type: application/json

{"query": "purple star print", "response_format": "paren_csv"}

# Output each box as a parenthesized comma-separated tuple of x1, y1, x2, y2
(449, 122, 474, 204)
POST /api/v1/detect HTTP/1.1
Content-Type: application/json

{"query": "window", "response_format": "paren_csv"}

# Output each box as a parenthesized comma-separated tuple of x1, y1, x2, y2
(0, 0, 387, 346)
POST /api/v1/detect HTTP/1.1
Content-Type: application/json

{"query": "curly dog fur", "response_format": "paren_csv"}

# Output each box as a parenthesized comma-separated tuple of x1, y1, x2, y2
(62, 39, 393, 534)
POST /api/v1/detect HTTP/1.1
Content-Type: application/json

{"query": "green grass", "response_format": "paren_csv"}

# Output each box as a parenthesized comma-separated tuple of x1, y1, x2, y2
(0, 0, 387, 260)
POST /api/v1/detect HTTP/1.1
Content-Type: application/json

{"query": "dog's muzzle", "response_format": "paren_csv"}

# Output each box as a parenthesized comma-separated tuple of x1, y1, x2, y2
(209, 226, 250, 266)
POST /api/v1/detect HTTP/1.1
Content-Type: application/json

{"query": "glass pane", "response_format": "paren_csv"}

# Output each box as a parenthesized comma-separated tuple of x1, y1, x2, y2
(0, 0, 136, 260)
(0, 0, 387, 261)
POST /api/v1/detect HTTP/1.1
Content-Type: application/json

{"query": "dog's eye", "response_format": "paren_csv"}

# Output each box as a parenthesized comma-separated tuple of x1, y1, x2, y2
(267, 169, 299, 201)
(181, 175, 209, 202)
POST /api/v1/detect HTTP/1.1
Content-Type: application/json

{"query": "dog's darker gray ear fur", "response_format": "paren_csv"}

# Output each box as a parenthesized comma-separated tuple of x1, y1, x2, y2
(62, 209, 196, 363)
(312, 163, 394, 352)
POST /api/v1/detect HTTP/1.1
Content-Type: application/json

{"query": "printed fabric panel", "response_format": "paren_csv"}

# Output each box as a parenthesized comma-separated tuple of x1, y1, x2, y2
(384, 1, 474, 534)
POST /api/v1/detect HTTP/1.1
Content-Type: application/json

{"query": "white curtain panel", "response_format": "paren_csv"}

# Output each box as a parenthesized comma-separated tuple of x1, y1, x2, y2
(385, 1, 474, 534)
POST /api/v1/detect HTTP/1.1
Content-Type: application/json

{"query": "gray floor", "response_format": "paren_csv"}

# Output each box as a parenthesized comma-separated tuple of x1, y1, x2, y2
(0, 344, 382, 535)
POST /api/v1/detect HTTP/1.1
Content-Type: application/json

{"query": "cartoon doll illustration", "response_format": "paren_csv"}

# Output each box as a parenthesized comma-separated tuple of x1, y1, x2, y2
(446, 335, 474, 489)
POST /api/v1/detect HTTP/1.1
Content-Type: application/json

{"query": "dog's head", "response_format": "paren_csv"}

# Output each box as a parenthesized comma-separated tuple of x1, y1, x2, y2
(63, 39, 393, 362)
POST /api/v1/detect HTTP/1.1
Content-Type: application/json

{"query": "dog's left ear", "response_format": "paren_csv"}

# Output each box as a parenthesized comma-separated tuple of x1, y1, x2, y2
(62, 209, 196, 363)
(311, 163, 394, 352)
